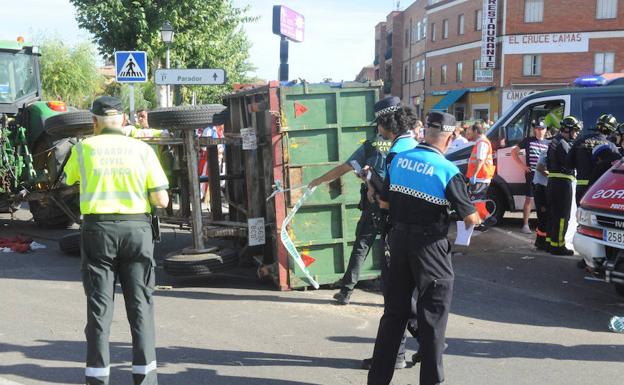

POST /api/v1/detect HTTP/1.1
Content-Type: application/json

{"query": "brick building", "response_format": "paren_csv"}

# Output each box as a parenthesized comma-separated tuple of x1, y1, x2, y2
(372, 0, 624, 121)
(355, 65, 376, 82)
(374, 11, 404, 98)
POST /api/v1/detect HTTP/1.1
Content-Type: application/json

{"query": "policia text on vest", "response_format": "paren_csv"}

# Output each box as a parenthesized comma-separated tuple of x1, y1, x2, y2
(64, 96, 169, 385)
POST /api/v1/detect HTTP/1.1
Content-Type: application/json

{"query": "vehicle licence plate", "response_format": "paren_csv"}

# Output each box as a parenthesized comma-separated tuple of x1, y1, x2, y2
(604, 229, 624, 246)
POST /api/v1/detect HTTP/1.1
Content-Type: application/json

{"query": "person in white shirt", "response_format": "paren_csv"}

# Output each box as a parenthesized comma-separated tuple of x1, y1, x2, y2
(446, 123, 469, 153)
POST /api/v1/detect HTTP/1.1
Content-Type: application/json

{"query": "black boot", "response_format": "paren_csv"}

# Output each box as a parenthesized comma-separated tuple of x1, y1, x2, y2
(333, 289, 352, 305)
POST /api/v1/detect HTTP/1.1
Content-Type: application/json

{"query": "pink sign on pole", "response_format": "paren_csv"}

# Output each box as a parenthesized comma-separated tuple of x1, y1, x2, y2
(272, 5, 305, 42)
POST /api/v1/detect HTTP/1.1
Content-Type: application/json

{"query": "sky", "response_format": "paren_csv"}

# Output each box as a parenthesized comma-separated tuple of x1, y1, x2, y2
(4, 0, 398, 82)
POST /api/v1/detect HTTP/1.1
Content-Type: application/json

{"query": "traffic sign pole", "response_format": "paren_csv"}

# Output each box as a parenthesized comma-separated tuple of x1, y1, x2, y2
(128, 83, 135, 124)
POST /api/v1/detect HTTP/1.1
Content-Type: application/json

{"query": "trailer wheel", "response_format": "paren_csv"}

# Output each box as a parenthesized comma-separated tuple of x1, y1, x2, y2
(148, 105, 228, 130)
(163, 248, 238, 277)
(44, 110, 93, 139)
(59, 233, 81, 256)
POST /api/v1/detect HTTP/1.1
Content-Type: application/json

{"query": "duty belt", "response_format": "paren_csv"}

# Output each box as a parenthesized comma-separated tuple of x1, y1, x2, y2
(547, 172, 575, 181)
(83, 213, 151, 222)
(393, 222, 446, 237)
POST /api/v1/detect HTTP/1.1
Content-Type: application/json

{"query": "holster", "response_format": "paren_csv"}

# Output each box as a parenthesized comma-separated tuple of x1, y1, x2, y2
(151, 209, 161, 243)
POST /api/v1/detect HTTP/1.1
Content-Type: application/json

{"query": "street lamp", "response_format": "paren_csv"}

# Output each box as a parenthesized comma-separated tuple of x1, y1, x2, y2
(160, 21, 174, 106)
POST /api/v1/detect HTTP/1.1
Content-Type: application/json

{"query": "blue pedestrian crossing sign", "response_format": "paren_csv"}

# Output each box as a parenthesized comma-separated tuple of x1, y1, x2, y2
(115, 51, 148, 83)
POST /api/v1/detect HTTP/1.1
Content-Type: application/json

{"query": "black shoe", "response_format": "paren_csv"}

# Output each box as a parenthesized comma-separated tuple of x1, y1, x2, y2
(333, 290, 352, 305)
(361, 356, 407, 370)
(475, 224, 489, 232)
(534, 237, 547, 251)
(483, 216, 498, 227)
(550, 246, 574, 256)
(411, 343, 449, 364)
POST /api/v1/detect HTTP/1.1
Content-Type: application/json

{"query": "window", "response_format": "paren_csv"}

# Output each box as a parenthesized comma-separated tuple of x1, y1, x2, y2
(416, 22, 422, 41)
(422, 18, 427, 39)
(441, 65, 447, 84)
(595, 52, 615, 74)
(523, 55, 541, 76)
(442, 19, 449, 39)
(457, 62, 463, 82)
(475, 9, 483, 31)
(473, 59, 481, 80)
(458, 14, 465, 35)
(582, 97, 624, 128)
(415, 61, 421, 81)
(431, 22, 436, 42)
(597, 0, 617, 19)
(421, 60, 426, 79)
(404, 65, 409, 83)
(405, 28, 409, 48)
(524, 0, 544, 22)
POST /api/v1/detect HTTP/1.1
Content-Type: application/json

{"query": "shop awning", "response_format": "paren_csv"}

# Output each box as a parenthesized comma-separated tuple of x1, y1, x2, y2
(431, 89, 468, 111)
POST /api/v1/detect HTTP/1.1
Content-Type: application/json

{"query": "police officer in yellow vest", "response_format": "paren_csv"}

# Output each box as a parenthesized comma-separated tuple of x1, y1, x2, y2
(64, 96, 169, 385)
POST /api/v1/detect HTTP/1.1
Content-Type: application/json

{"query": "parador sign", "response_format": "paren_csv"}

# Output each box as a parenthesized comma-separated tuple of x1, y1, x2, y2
(481, 0, 497, 69)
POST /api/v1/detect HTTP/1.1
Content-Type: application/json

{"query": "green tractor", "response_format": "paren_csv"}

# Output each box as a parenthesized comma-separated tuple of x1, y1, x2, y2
(0, 39, 92, 227)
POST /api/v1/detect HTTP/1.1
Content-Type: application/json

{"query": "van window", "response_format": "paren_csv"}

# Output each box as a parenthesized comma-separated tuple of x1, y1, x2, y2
(504, 99, 565, 146)
(582, 96, 624, 130)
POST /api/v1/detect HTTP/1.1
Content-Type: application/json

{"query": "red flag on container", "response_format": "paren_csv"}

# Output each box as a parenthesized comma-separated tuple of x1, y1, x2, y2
(301, 253, 316, 267)
(294, 102, 309, 118)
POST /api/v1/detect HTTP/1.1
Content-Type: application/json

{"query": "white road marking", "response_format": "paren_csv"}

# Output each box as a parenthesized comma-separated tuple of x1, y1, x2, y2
(0, 378, 26, 385)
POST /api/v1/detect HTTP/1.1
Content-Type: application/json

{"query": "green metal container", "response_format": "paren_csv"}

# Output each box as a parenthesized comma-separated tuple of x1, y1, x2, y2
(279, 82, 383, 288)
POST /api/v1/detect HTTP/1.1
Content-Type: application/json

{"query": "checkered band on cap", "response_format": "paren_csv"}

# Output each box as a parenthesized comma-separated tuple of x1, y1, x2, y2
(375, 105, 401, 118)
(390, 184, 450, 206)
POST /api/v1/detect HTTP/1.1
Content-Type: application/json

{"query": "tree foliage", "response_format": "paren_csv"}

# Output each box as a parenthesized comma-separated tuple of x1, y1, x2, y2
(69, 0, 257, 104)
(39, 40, 103, 108)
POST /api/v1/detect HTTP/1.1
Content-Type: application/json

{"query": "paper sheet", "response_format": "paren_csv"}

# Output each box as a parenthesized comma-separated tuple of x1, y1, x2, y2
(455, 221, 475, 246)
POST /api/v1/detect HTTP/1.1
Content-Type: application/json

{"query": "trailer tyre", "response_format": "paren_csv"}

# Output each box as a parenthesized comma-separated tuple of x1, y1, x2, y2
(148, 105, 228, 130)
(163, 248, 238, 277)
(44, 110, 93, 139)
(59, 233, 81, 256)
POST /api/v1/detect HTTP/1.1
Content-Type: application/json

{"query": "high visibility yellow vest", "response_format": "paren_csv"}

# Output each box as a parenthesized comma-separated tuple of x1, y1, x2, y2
(64, 132, 169, 214)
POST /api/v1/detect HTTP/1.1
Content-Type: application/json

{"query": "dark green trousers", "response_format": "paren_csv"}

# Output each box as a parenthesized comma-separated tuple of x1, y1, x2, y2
(81, 220, 157, 385)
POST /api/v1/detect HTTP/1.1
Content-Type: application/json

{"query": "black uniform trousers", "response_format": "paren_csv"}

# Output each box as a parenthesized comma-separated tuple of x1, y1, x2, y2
(533, 184, 548, 239)
(340, 199, 381, 292)
(341, 199, 409, 359)
(81, 219, 158, 385)
(575, 184, 589, 207)
(546, 178, 573, 248)
(368, 230, 453, 385)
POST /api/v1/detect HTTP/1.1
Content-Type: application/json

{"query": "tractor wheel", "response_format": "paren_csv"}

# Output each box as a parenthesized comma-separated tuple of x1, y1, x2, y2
(30, 136, 80, 229)
(44, 110, 93, 139)
(148, 105, 228, 130)
(59, 233, 81, 257)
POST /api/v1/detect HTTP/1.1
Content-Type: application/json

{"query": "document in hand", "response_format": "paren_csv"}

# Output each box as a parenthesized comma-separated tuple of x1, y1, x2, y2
(455, 221, 475, 246)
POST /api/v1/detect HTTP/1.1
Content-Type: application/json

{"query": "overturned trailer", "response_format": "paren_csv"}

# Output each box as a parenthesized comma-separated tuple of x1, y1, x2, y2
(158, 80, 384, 290)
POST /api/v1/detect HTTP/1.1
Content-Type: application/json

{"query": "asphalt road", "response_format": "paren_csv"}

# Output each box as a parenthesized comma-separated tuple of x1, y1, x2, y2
(1, 210, 623, 385)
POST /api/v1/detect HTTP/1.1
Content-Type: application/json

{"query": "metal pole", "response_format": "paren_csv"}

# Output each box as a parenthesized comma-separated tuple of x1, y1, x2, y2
(279, 36, 289, 81)
(184, 129, 205, 251)
(166, 46, 171, 107)
(128, 83, 135, 124)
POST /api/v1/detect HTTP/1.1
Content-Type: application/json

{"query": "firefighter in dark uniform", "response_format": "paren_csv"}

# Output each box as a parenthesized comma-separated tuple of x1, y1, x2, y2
(64, 96, 169, 385)
(566, 113, 617, 204)
(367, 112, 481, 385)
(546, 116, 581, 256)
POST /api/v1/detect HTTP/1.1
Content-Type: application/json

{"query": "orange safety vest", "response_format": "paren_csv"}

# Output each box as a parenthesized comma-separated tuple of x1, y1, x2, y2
(467, 137, 496, 182)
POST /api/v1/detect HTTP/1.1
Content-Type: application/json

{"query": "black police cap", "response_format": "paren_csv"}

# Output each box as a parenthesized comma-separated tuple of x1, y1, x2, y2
(427, 111, 456, 132)
(373, 96, 402, 121)
(91, 96, 123, 116)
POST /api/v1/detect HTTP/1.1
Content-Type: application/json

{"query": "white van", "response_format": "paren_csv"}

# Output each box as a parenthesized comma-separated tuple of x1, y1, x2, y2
(446, 85, 624, 222)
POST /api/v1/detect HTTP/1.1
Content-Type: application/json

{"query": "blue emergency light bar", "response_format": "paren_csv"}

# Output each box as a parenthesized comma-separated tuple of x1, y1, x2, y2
(574, 73, 624, 87)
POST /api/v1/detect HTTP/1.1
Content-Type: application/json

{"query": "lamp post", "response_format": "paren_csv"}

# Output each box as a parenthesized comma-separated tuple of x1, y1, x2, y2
(160, 21, 174, 107)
